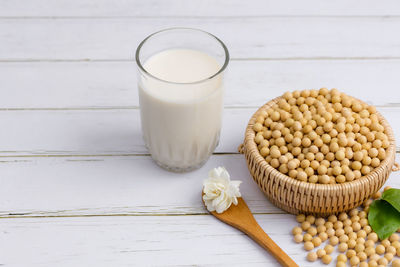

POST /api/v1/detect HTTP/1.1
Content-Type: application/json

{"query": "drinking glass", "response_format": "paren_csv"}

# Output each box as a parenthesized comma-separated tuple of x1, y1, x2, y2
(136, 28, 229, 172)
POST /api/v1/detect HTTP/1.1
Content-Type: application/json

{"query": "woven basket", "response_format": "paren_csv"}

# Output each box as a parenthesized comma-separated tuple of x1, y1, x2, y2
(239, 96, 397, 216)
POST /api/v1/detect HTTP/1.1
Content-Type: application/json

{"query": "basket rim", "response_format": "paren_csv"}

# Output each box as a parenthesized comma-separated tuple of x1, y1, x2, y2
(243, 94, 397, 191)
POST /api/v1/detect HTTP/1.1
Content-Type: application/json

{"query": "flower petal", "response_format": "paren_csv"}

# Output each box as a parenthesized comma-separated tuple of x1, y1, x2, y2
(202, 167, 242, 213)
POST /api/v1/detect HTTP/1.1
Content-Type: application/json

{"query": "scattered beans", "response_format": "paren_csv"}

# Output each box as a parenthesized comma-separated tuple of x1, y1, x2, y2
(307, 251, 318, 262)
(292, 190, 400, 266)
(315, 217, 325, 226)
(312, 237, 322, 247)
(387, 246, 396, 255)
(365, 246, 375, 256)
(329, 236, 339, 246)
(385, 252, 394, 262)
(373, 191, 382, 199)
(321, 254, 332, 265)
(348, 232, 357, 241)
(304, 241, 314, 251)
(324, 244, 334, 254)
(339, 234, 349, 243)
(370, 254, 380, 262)
(392, 241, 400, 249)
(307, 226, 317, 236)
(303, 233, 312, 242)
(391, 234, 400, 243)
(296, 214, 306, 223)
(393, 259, 400, 267)
(338, 242, 348, 252)
(292, 226, 302, 235)
(301, 221, 311, 231)
(316, 248, 326, 258)
(348, 239, 356, 249)
(294, 234, 303, 243)
(318, 232, 328, 242)
(350, 255, 360, 266)
(376, 244, 386, 255)
(382, 239, 391, 248)
(378, 257, 388, 266)
(346, 249, 356, 259)
(306, 215, 316, 224)
(357, 251, 367, 262)
(326, 228, 335, 237)
(337, 254, 347, 263)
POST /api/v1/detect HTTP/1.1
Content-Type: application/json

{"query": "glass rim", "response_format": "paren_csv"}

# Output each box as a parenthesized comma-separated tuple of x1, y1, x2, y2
(135, 27, 230, 85)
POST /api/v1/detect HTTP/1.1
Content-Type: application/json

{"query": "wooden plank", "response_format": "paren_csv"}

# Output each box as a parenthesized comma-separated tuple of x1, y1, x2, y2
(2, 212, 400, 266)
(1, 17, 400, 60)
(1, 107, 399, 157)
(0, 214, 309, 267)
(0, 109, 250, 156)
(1, 0, 399, 17)
(1, 154, 399, 218)
(2, 60, 400, 109)
(0, 154, 278, 217)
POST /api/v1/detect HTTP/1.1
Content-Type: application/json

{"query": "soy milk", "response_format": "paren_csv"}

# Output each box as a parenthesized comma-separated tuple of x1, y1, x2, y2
(139, 49, 224, 171)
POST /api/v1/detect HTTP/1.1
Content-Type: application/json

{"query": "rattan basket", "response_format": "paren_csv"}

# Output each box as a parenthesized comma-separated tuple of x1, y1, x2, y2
(239, 96, 397, 216)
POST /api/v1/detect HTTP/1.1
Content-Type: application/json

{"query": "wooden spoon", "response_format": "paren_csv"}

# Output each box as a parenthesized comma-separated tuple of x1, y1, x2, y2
(203, 195, 298, 267)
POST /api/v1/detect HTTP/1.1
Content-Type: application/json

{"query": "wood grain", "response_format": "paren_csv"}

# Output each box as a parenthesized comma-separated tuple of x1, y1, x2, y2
(1, 212, 397, 267)
(0, 0, 400, 17)
(0, 155, 276, 217)
(0, 214, 308, 267)
(1, 17, 400, 60)
(1, 107, 399, 157)
(1, 154, 399, 218)
(1, 1, 400, 266)
(1, 0, 399, 17)
(0, 109, 250, 156)
(209, 197, 298, 267)
(2, 60, 400, 109)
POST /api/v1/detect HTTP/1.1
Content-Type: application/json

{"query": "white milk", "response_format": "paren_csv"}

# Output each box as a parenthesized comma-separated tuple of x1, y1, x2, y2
(138, 49, 224, 171)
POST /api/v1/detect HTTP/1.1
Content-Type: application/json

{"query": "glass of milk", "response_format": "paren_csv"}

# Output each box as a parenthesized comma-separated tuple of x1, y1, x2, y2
(135, 28, 229, 172)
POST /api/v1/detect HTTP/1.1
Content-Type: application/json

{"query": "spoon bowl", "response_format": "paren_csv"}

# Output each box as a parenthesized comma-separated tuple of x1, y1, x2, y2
(203, 194, 298, 267)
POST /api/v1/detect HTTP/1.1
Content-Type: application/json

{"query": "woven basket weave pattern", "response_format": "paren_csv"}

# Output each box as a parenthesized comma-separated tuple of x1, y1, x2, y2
(242, 96, 396, 216)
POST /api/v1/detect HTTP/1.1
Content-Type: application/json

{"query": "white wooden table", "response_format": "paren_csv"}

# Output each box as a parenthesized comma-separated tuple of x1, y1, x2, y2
(1, 1, 400, 266)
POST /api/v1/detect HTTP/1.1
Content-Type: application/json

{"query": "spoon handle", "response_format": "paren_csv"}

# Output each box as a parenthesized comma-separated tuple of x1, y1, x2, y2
(242, 222, 298, 267)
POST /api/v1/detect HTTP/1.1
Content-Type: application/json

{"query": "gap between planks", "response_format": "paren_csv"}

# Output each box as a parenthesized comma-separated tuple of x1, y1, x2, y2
(2, 57, 400, 63)
(1, 104, 400, 111)
(0, 151, 399, 158)
(0, 152, 237, 158)
(0, 211, 286, 219)
(1, 15, 400, 19)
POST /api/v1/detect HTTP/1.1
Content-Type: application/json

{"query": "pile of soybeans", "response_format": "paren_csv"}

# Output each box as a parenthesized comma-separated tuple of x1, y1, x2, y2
(292, 187, 400, 266)
(253, 88, 389, 184)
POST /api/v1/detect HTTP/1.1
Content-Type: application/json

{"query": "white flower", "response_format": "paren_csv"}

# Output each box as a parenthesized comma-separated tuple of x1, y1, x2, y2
(202, 167, 242, 213)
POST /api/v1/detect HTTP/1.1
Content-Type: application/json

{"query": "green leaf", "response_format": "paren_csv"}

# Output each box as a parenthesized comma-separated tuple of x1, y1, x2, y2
(368, 199, 400, 240)
(382, 188, 400, 213)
